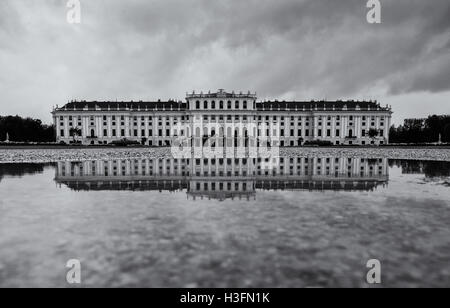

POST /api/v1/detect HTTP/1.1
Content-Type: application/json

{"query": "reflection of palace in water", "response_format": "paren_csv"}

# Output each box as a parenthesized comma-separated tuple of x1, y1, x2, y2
(55, 156, 389, 200)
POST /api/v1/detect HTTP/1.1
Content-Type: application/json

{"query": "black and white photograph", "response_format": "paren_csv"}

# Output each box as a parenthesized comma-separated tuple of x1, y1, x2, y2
(0, 0, 449, 292)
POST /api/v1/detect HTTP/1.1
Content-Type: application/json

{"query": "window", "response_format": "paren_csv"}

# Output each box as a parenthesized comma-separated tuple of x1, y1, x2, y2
(235, 101, 240, 109)
(305, 129, 309, 137)
(196, 101, 200, 109)
(104, 129, 108, 137)
(243, 101, 247, 109)
(149, 129, 153, 137)
(60, 130, 65, 137)
(327, 129, 331, 137)
(211, 101, 216, 109)
(227, 101, 232, 109)
(121, 129, 125, 137)
(220, 101, 224, 109)
(112, 129, 116, 137)
(336, 129, 340, 136)
(290, 129, 294, 137)
(204, 101, 208, 109)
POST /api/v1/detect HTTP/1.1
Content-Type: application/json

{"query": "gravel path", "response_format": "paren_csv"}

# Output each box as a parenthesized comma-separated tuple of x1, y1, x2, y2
(0, 147, 449, 163)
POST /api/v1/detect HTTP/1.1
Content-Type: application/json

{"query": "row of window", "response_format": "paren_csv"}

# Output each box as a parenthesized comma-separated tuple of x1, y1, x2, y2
(61, 127, 385, 139)
(61, 164, 385, 178)
(62, 115, 188, 121)
(61, 120, 385, 131)
(62, 157, 384, 169)
(193, 100, 255, 110)
(59, 114, 385, 122)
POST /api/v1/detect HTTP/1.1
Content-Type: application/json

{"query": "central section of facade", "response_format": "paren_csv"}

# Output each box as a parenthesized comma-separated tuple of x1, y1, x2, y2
(52, 89, 392, 146)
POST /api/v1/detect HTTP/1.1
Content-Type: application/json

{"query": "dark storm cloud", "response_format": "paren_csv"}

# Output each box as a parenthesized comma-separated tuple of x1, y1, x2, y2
(0, 0, 449, 123)
(80, 0, 450, 98)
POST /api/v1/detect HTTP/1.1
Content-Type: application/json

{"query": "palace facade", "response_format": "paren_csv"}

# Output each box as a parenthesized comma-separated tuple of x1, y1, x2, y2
(55, 156, 389, 200)
(52, 90, 393, 146)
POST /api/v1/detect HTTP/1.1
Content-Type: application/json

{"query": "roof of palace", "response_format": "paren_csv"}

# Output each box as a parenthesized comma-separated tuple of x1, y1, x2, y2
(54, 99, 391, 112)
(256, 100, 391, 111)
(56, 178, 387, 193)
(55, 100, 187, 111)
(186, 89, 257, 99)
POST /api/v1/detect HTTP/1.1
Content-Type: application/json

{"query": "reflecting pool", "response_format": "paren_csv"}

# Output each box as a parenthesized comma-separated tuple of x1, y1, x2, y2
(0, 156, 449, 287)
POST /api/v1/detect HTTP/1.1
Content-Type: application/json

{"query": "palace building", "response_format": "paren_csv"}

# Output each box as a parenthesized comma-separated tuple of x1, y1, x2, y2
(55, 156, 389, 201)
(52, 89, 393, 146)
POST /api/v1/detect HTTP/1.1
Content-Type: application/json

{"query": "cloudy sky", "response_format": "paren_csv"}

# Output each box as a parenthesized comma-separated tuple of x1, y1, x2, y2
(0, 0, 449, 124)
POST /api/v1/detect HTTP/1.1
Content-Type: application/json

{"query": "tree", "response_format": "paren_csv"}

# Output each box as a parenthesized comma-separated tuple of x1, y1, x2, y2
(0, 116, 55, 142)
(69, 127, 82, 143)
(443, 123, 450, 143)
(389, 115, 450, 144)
(368, 128, 379, 141)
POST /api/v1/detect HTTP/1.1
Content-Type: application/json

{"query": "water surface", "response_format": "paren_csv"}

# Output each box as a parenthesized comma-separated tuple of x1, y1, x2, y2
(0, 156, 449, 287)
